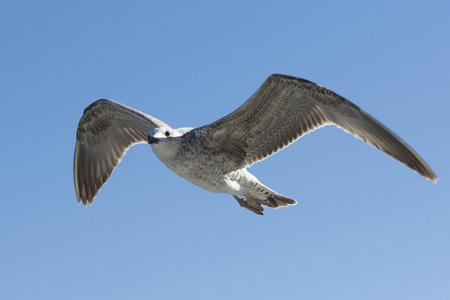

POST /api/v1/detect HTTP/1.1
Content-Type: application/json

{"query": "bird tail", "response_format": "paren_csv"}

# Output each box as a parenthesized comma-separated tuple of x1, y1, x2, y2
(263, 192, 297, 208)
(244, 175, 297, 209)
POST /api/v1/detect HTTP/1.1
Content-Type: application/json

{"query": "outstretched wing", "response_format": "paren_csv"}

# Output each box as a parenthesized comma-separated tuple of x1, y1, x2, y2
(200, 74, 437, 181)
(74, 99, 170, 205)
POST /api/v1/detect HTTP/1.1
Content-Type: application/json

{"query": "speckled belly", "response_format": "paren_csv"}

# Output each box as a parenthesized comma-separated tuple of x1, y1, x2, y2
(159, 151, 246, 195)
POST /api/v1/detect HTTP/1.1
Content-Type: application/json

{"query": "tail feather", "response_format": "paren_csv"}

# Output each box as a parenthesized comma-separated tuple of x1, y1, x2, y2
(245, 177, 297, 209)
(262, 193, 297, 208)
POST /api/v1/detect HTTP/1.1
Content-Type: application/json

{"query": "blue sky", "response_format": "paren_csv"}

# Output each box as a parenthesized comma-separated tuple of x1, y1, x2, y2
(1, 0, 449, 299)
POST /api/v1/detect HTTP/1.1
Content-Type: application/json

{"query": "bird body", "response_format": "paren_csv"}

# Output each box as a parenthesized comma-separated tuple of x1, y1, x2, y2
(149, 127, 241, 195)
(74, 74, 437, 214)
(148, 126, 295, 214)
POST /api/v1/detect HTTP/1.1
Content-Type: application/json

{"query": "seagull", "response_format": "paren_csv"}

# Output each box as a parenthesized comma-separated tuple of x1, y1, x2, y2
(74, 74, 437, 215)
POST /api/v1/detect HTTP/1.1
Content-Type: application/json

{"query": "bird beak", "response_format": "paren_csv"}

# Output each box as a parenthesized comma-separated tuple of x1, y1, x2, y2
(148, 136, 159, 144)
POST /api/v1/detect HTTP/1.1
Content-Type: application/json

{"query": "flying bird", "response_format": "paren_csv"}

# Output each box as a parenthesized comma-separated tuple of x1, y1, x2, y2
(73, 74, 437, 215)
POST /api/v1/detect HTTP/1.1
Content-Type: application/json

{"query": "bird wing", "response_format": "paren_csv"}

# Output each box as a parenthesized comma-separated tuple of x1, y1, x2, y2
(199, 74, 437, 181)
(74, 99, 170, 205)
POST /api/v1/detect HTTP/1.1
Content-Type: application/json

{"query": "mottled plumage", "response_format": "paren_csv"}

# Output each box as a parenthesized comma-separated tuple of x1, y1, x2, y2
(74, 74, 437, 214)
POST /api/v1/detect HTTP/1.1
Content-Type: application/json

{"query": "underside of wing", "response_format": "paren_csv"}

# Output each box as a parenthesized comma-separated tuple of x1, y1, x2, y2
(73, 99, 170, 205)
(200, 74, 437, 181)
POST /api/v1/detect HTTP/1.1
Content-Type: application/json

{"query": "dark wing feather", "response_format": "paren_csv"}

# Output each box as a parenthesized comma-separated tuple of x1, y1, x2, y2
(73, 99, 170, 205)
(200, 74, 437, 181)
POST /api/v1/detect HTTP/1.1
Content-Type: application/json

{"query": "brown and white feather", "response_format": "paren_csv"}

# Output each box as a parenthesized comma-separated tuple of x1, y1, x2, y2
(73, 99, 170, 205)
(200, 74, 437, 181)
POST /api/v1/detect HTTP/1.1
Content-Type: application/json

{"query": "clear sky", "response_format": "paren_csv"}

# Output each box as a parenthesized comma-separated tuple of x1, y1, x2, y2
(1, 1, 449, 299)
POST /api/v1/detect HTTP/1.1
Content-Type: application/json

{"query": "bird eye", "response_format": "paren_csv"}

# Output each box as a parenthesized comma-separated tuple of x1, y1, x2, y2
(165, 131, 170, 137)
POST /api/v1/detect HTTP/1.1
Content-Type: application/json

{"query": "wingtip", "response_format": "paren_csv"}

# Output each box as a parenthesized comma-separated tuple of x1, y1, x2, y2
(76, 197, 90, 208)
(419, 170, 438, 183)
(422, 168, 438, 183)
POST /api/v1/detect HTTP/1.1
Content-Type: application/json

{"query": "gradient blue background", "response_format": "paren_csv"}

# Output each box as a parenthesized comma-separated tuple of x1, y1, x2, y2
(1, 1, 449, 299)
